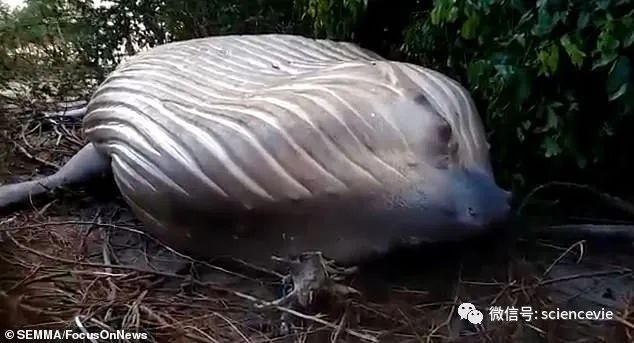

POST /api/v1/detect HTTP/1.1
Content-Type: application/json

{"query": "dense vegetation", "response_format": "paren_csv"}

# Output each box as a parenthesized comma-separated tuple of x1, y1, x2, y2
(1, 0, 633, 197)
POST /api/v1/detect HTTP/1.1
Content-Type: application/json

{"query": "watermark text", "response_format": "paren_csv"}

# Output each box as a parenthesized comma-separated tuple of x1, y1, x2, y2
(488, 306, 614, 322)
(4, 329, 148, 341)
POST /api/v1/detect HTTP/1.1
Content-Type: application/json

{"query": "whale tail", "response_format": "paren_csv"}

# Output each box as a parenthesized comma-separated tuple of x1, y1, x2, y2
(0, 143, 110, 210)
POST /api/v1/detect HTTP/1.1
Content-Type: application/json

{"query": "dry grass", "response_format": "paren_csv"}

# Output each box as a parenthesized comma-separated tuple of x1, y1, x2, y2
(1, 106, 634, 342)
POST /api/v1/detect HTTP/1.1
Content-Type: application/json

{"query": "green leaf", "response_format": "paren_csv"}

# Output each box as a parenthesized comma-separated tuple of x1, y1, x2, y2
(430, 6, 442, 25)
(466, 60, 490, 86)
(430, 0, 458, 26)
(533, 7, 554, 36)
(448, 6, 459, 22)
(601, 123, 614, 136)
(597, 30, 620, 54)
(516, 127, 525, 142)
(593, 53, 618, 70)
(577, 11, 591, 29)
(494, 63, 514, 82)
(546, 106, 560, 130)
(509, 0, 527, 11)
(537, 44, 559, 76)
(460, 14, 479, 40)
(560, 34, 586, 68)
(620, 85, 634, 111)
(596, 0, 611, 10)
(593, 29, 620, 70)
(480, 0, 495, 11)
(542, 136, 562, 157)
(550, 101, 564, 109)
(545, 0, 567, 12)
(511, 68, 532, 103)
(624, 31, 634, 48)
(609, 83, 629, 101)
(606, 56, 631, 101)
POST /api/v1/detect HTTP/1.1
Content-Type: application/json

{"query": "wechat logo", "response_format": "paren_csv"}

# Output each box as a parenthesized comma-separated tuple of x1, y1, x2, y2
(458, 302, 483, 325)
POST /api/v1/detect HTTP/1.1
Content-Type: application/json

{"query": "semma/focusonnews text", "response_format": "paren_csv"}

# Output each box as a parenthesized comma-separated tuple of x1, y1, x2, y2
(5, 329, 148, 341)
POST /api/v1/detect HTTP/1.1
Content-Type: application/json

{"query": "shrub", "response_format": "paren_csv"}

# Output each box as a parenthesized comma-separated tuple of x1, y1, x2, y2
(400, 0, 634, 194)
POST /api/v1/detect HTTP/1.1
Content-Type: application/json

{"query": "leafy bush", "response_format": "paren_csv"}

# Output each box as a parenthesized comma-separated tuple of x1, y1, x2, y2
(400, 0, 634, 193)
(0, 0, 103, 106)
(293, 0, 367, 39)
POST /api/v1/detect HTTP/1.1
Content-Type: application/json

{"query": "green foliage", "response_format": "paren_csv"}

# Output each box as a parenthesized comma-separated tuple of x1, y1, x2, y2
(0, 0, 104, 106)
(400, 0, 634, 191)
(293, 0, 367, 39)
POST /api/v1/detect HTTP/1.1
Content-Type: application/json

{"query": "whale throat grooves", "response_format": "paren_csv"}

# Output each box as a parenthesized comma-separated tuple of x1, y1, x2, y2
(81, 34, 496, 261)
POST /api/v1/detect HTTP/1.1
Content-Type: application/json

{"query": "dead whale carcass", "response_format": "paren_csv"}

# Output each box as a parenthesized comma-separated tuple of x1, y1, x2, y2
(0, 34, 511, 267)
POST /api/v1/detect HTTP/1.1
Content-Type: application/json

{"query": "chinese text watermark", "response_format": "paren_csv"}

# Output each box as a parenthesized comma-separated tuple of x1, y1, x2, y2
(457, 302, 615, 325)
(488, 306, 614, 322)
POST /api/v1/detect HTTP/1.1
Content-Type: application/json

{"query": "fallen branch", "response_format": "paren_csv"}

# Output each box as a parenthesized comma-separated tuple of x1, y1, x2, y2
(537, 269, 632, 288)
(518, 181, 634, 218)
(43, 106, 87, 119)
(614, 314, 634, 331)
(13, 142, 61, 170)
(535, 224, 634, 240)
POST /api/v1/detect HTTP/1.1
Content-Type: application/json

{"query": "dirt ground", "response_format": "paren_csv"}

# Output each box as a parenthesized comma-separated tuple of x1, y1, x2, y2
(0, 107, 633, 342)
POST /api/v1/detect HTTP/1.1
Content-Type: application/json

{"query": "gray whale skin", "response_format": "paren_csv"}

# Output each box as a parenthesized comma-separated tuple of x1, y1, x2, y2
(0, 34, 511, 266)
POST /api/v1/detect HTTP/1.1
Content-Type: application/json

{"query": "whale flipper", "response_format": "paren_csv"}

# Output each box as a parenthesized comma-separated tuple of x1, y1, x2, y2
(0, 143, 110, 209)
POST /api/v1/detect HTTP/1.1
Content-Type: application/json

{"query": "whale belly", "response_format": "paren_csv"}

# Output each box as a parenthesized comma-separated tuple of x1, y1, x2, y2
(82, 34, 500, 264)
